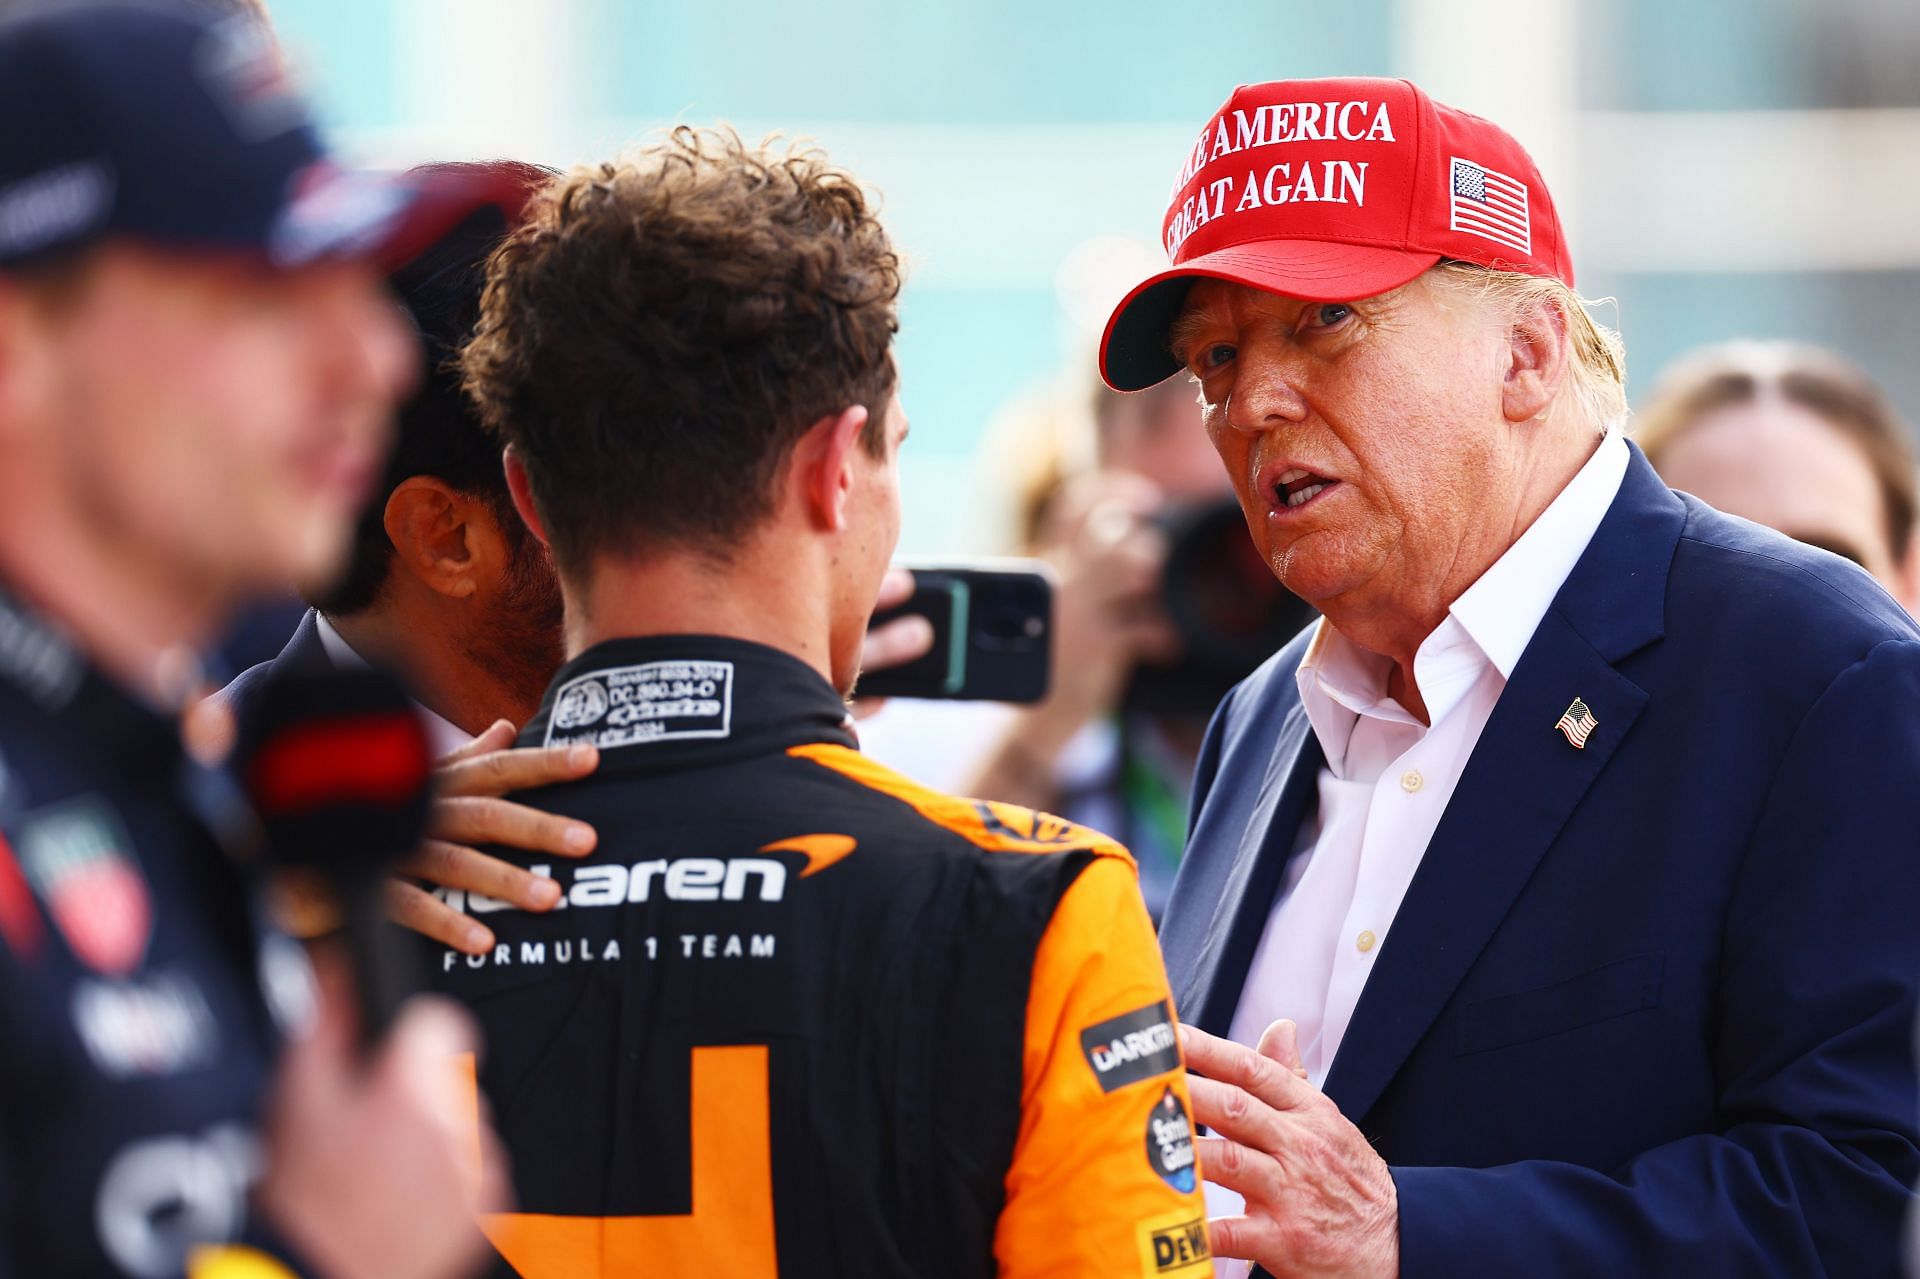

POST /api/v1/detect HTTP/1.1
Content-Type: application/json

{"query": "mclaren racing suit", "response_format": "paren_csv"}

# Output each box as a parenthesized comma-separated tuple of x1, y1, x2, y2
(0, 586, 312, 1277)
(431, 635, 1212, 1278)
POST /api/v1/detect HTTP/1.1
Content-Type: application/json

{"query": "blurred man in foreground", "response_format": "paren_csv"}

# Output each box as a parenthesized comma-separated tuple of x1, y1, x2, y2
(1102, 77, 1920, 1274)
(1635, 339, 1918, 612)
(0, 5, 504, 1275)
(441, 128, 1209, 1277)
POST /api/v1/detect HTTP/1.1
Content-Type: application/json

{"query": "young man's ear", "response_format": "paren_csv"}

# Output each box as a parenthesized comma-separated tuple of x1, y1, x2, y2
(795, 405, 871, 533)
(502, 446, 551, 548)
(383, 477, 483, 599)
(1501, 295, 1572, 427)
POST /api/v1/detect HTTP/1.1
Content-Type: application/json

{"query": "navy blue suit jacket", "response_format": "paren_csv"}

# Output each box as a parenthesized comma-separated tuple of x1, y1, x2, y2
(216, 607, 333, 724)
(1163, 447, 1920, 1275)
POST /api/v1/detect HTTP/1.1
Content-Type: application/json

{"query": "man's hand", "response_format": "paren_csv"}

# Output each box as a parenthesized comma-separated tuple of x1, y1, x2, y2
(850, 567, 935, 719)
(388, 722, 600, 955)
(257, 951, 509, 1279)
(1183, 1021, 1400, 1279)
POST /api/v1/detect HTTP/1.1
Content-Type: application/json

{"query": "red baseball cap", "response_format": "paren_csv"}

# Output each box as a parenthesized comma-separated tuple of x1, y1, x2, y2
(1099, 77, 1574, 391)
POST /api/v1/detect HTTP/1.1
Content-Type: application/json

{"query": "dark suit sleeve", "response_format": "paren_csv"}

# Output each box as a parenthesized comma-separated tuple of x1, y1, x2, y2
(1392, 639, 1920, 1277)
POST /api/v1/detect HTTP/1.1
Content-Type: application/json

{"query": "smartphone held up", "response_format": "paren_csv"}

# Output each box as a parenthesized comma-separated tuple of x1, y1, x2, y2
(857, 563, 1055, 703)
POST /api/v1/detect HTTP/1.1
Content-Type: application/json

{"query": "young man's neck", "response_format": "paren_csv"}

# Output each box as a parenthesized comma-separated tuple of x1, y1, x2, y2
(566, 547, 835, 688)
(0, 504, 225, 707)
(326, 587, 546, 738)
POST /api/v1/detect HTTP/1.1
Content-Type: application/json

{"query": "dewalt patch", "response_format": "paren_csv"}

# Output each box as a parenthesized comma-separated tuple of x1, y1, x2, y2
(1136, 1208, 1211, 1276)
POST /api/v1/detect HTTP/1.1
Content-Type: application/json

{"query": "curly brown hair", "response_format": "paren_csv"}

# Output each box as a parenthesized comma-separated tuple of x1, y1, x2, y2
(461, 127, 902, 575)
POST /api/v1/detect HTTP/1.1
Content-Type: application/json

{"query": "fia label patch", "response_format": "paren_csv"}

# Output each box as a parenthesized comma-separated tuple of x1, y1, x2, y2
(1135, 1208, 1211, 1276)
(1145, 1086, 1197, 1193)
(1081, 999, 1181, 1093)
(17, 798, 150, 976)
(544, 660, 734, 750)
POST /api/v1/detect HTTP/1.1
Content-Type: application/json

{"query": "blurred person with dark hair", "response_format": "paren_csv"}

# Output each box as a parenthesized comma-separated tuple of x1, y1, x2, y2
(442, 127, 1208, 1277)
(1635, 340, 1919, 612)
(220, 159, 929, 958)
(0, 6, 511, 1276)
(1110, 77, 1919, 1275)
(219, 161, 614, 958)
(286, 163, 567, 732)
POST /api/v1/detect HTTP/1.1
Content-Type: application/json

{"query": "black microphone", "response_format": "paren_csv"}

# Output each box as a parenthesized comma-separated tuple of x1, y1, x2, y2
(236, 665, 435, 1048)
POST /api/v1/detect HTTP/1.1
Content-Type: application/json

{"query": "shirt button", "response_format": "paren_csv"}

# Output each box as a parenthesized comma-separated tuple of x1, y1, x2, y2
(1400, 769, 1423, 793)
(1356, 929, 1377, 954)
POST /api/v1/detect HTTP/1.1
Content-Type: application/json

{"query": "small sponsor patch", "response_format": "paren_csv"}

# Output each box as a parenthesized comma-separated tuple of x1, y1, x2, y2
(0, 592, 82, 709)
(1136, 1208, 1211, 1275)
(0, 162, 114, 262)
(18, 798, 150, 975)
(544, 660, 734, 749)
(1081, 999, 1181, 1092)
(71, 970, 218, 1079)
(0, 829, 43, 958)
(195, 16, 308, 141)
(1145, 1086, 1197, 1193)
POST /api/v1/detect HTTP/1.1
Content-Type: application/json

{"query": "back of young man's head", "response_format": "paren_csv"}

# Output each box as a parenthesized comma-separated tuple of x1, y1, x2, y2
(461, 128, 903, 585)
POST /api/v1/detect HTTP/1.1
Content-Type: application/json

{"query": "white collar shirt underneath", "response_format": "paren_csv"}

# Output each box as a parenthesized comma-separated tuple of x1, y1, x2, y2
(313, 612, 473, 760)
(1205, 431, 1630, 1274)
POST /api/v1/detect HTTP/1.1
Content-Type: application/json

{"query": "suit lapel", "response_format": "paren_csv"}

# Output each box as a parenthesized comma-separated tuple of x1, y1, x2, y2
(1321, 446, 1685, 1124)
(1182, 702, 1324, 1036)
(1320, 613, 1647, 1121)
(279, 609, 337, 674)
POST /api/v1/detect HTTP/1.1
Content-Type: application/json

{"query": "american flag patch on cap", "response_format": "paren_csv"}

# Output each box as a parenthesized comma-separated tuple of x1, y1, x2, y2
(1555, 697, 1598, 749)
(1450, 157, 1531, 254)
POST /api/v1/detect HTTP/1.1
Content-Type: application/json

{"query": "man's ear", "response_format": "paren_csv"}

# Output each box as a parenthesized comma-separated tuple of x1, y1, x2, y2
(382, 477, 487, 600)
(794, 404, 871, 533)
(1501, 295, 1572, 426)
(0, 282, 52, 438)
(502, 445, 550, 547)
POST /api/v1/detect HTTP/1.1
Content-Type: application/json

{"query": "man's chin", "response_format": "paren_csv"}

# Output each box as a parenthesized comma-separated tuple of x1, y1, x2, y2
(287, 520, 357, 601)
(1263, 543, 1356, 608)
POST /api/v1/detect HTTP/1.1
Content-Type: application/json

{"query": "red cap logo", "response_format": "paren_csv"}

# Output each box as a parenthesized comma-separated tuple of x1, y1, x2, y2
(1100, 77, 1574, 391)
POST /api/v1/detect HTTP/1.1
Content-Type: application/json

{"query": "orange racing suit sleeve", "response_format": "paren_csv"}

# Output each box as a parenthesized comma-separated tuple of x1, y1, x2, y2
(994, 854, 1212, 1278)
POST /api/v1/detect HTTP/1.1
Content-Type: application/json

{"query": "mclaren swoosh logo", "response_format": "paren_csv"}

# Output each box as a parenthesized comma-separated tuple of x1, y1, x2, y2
(761, 834, 856, 878)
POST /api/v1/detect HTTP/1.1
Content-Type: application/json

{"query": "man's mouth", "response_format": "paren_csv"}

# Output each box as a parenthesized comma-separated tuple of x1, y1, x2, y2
(1274, 467, 1339, 510)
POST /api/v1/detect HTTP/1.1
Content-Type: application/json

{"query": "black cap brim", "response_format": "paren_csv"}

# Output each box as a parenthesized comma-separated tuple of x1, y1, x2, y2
(1098, 241, 1440, 392)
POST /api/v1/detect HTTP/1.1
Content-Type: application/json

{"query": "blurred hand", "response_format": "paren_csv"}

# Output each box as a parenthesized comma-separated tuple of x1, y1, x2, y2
(258, 952, 509, 1279)
(850, 567, 935, 720)
(1184, 1021, 1398, 1279)
(959, 472, 1180, 808)
(389, 722, 601, 955)
(1036, 471, 1179, 726)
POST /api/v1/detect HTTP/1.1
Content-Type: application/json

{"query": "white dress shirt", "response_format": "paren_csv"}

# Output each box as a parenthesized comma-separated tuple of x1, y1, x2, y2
(1204, 433, 1628, 1265)
(312, 612, 473, 759)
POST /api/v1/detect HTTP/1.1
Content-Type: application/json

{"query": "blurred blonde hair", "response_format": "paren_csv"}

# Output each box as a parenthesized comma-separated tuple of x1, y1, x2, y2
(972, 370, 1099, 554)
(1432, 262, 1628, 435)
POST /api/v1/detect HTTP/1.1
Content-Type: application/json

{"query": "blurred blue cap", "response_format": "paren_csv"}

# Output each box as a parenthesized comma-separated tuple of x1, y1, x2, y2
(0, 1, 514, 270)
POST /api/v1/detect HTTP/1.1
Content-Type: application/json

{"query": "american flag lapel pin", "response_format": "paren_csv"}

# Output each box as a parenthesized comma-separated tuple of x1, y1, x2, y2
(1555, 698, 1598, 749)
